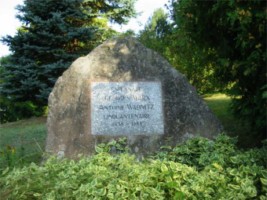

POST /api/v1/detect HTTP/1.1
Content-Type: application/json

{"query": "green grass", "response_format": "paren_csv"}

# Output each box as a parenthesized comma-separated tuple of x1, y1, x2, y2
(203, 93, 253, 147)
(204, 94, 236, 134)
(0, 117, 47, 169)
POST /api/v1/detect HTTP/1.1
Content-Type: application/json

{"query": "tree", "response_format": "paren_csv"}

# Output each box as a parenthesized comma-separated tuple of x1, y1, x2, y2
(1, 56, 42, 123)
(138, 8, 172, 57)
(171, 0, 266, 140)
(1, 0, 136, 108)
(139, 8, 221, 94)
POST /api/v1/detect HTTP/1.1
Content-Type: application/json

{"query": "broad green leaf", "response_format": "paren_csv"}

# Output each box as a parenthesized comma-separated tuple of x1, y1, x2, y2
(161, 164, 168, 173)
(261, 178, 267, 186)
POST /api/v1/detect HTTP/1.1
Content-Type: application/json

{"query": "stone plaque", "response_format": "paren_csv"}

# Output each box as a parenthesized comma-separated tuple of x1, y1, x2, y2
(91, 82, 164, 135)
(46, 37, 222, 158)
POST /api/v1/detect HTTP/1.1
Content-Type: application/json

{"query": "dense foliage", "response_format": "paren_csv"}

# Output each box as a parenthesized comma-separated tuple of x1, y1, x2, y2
(139, 8, 172, 58)
(1, 56, 43, 123)
(0, 135, 266, 199)
(139, 1, 266, 141)
(1, 0, 136, 114)
(170, 0, 266, 139)
(138, 8, 222, 95)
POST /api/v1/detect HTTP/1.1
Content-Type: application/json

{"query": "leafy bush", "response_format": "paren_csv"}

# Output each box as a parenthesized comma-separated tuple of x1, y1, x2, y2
(155, 135, 266, 169)
(0, 135, 266, 199)
(0, 143, 44, 172)
(0, 97, 45, 123)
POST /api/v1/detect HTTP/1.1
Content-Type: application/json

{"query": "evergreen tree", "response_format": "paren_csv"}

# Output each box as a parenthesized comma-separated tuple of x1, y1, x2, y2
(1, 0, 136, 107)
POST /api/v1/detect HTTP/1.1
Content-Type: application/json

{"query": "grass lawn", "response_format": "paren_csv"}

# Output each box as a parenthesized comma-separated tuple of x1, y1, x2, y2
(0, 117, 47, 169)
(204, 94, 242, 135)
(203, 93, 254, 147)
(0, 94, 253, 169)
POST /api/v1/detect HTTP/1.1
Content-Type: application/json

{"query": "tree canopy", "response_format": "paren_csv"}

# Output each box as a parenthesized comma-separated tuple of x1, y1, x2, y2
(138, 0, 266, 140)
(1, 0, 136, 107)
(139, 8, 171, 53)
(170, 0, 266, 138)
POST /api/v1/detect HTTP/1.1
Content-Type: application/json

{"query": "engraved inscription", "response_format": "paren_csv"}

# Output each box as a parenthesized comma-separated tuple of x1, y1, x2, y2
(91, 82, 164, 135)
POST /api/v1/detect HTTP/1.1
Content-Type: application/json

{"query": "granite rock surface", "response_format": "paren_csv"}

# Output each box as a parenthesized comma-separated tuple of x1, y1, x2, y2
(46, 37, 223, 158)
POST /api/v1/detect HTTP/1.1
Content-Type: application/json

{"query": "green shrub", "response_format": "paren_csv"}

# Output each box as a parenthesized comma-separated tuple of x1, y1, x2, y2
(0, 97, 45, 123)
(155, 135, 266, 169)
(0, 135, 266, 199)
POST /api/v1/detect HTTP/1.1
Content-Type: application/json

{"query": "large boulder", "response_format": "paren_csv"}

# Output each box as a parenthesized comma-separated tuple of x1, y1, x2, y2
(46, 37, 223, 158)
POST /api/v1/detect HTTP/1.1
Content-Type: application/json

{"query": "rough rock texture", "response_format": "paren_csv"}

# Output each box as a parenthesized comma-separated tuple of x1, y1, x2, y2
(46, 37, 223, 158)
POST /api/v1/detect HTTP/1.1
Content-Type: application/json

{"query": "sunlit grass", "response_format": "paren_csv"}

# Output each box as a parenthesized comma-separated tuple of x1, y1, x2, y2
(0, 117, 47, 169)
(203, 94, 252, 147)
(203, 94, 232, 127)
(204, 94, 231, 120)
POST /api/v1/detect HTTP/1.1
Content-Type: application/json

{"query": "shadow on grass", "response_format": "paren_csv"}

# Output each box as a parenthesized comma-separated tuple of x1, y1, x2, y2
(203, 94, 260, 148)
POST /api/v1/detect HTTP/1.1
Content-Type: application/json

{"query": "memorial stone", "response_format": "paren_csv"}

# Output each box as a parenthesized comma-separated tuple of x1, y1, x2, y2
(46, 37, 223, 158)
(91, 82, 164, 135)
